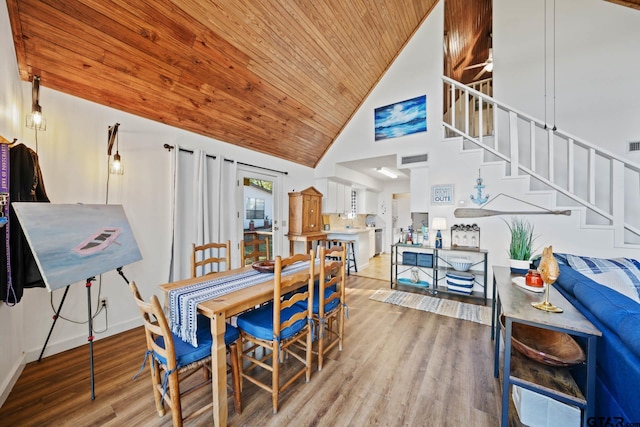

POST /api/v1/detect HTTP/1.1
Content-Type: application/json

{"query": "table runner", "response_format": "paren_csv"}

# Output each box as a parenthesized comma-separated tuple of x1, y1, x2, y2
(169, 260, 314, 346)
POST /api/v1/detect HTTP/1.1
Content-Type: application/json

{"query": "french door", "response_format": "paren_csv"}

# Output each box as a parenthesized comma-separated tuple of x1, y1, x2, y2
(236, 166, 283, 263)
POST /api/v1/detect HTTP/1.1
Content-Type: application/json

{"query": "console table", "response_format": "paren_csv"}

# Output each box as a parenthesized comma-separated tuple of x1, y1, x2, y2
(492, 266, 601, 427)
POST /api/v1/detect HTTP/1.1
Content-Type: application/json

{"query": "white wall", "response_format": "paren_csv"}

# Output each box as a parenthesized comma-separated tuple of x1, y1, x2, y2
(0, 2, 315, 402)
(316, 0, 444, 249)
(494, 0, 640, 160)
(318, 0, 640, 285)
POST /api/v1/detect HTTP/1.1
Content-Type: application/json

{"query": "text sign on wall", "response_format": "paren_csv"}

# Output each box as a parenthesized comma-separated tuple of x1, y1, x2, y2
(431, 184, 455, 205)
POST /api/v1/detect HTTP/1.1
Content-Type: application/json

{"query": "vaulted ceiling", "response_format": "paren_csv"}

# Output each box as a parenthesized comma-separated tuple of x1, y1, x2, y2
(7, 1, 639, 168)
(7, 0, 439, 168)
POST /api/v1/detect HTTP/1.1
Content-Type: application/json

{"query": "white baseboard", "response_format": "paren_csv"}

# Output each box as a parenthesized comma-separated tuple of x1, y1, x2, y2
(0, 353, 26, 407)
(24, 318, 142, 363)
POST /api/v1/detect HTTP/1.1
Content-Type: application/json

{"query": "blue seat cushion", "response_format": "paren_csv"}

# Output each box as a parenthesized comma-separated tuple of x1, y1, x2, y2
(236, 302, 307, 341)
(154, 315, 239, 368)
(196, 314, 240, 345)
(296, 283, 339, 314)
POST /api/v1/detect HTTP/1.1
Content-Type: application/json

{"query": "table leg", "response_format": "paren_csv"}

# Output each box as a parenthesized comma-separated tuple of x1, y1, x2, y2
(501, 318, 513, 427)
(584, 335, 597, 426)
(211, 313, 228, 427)
(493, 295, 501, 378)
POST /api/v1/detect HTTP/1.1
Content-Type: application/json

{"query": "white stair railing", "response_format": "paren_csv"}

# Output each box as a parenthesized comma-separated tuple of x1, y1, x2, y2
(442, 76, 640, 247)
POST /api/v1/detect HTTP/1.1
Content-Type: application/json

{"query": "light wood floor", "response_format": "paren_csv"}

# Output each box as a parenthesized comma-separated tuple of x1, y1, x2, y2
(0, 256, 501, 426)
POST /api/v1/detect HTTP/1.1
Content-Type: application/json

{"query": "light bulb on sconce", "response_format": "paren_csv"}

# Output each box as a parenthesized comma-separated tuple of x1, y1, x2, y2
(110, 152, 123, 175)
(26, 75, 46, 131)
(431, 217, 447, 249)
(107, 123, 124, 175)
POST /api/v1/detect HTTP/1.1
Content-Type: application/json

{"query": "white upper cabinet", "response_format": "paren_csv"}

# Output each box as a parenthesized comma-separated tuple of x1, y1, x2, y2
(357, 189, 378, 214)
(319, 179, 352, 214)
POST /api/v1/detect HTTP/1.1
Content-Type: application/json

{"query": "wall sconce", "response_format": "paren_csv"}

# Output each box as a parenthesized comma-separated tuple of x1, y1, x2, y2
(26, 75, 46, 131)
(431, 217, 447, 249)
(107, 123, 123, 175)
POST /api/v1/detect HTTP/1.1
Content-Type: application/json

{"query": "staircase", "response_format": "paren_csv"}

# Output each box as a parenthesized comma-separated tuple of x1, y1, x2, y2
(442, 76, 640, 248)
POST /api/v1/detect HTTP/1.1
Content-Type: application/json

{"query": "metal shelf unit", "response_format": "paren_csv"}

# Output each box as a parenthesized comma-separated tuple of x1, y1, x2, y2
(390, 243, 488, 305)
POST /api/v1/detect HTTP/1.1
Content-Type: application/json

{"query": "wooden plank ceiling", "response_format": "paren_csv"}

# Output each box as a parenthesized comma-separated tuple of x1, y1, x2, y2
(7, 0, 438, 168)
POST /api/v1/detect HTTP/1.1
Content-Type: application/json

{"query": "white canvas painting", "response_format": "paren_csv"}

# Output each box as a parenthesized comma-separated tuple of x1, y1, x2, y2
(12, 203, 142, 291)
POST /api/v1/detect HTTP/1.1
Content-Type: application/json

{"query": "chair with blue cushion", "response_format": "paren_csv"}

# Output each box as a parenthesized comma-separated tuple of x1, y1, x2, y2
(236, 251, 315, 414)
(128, 281, 242, 426)
(307, 245, 346, 371)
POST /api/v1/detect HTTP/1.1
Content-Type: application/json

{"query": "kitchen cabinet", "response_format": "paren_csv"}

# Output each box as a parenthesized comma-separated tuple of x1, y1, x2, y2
(320, 180, 352, 214)
(368, 229, 375, 258)
(324, 180, 337, 213)
(357, 189, 378, 214)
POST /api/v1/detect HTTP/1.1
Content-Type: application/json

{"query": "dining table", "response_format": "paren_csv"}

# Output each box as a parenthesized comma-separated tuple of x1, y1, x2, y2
(158, 260, 317, 427)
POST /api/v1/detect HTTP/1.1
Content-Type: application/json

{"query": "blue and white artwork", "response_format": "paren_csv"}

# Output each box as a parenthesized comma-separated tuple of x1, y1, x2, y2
(12, 203, 142, 291)
(374, 95, 427, 141)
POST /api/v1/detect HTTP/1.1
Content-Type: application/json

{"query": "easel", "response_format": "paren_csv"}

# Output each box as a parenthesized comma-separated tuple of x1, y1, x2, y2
(38, 268, 131, 400)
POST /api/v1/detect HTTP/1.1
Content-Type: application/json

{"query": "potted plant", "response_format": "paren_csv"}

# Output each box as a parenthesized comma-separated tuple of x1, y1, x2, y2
(505, 217, 535, 274)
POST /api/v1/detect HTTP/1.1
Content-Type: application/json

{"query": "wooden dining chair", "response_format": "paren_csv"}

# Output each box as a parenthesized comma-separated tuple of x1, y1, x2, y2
(236, 251, 315, 414)
(303, 245, 346, 371)
(240, 235, 270, 266)
(128, 281, 242, 426)
(191, 240, 231, 277)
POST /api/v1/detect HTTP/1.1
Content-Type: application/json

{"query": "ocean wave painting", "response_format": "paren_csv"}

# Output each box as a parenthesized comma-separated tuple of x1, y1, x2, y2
(375, 95, 427, 141)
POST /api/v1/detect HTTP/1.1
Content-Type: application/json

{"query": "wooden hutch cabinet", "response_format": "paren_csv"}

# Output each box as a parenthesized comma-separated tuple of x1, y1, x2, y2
(287, 186, 325, 253)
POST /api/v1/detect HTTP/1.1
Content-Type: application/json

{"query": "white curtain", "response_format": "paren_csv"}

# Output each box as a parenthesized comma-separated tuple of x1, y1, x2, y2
(168, 143, 183, 282)
(169, 148, 233, 280)
(219, 158, 239, 267)
(192, 150, 211, 247)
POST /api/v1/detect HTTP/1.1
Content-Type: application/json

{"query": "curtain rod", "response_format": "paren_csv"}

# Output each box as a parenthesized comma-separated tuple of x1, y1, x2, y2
(163, 143, 215, 159)
(163, 144, 288, 175)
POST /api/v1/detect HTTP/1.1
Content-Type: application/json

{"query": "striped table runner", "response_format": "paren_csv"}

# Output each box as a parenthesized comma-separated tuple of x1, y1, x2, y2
(169, 260, 313, 346)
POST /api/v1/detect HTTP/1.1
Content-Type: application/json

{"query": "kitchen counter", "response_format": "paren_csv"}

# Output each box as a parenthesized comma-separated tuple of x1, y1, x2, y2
(326, 227, 371, 235)
(325, 228, 372, 270)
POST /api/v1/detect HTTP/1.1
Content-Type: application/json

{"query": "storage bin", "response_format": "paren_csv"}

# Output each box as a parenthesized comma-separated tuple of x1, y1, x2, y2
(512, 385, 580, 427)
(417, 253, 433, 268)
(446, 271, 474, 294)
(402, 251, 417, 266)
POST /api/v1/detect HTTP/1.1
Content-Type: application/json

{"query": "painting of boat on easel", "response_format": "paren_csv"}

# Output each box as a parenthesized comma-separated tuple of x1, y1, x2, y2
(12, 203, 142, 291)
(73, 227, 122, 256)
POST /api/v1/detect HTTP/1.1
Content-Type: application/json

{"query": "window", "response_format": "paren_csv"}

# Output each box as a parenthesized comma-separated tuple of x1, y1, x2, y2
(246, 197, 265, 219)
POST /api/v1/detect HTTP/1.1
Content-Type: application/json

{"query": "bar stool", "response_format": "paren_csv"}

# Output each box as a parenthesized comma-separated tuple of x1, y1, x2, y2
(325, 239, 357, 276)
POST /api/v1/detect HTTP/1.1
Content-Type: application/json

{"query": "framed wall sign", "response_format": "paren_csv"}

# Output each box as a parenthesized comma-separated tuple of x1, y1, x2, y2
(431, 184, 455, 205)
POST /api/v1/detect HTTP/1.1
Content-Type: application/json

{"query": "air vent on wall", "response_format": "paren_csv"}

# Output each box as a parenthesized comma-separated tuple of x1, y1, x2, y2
(398, 153, 429, 169)
(629, 141, 640, 152)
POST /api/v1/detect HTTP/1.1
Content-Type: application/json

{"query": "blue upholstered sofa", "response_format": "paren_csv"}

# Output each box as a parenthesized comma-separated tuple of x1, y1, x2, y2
(539, 254, 640, 423)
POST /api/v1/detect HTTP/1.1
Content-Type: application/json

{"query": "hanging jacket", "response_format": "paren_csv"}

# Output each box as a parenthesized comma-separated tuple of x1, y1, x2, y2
(1, 143, 49, 304)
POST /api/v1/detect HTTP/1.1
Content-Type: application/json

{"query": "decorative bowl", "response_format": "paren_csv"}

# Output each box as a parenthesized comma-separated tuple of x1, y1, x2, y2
(252, 260, 287, 273)
(449, 257, 473, 272)
(499, 315, 585, 367)
(252, 260, 276, 273)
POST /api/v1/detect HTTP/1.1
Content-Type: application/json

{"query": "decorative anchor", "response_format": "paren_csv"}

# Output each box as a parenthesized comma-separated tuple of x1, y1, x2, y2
(470, 169, 489, 205)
